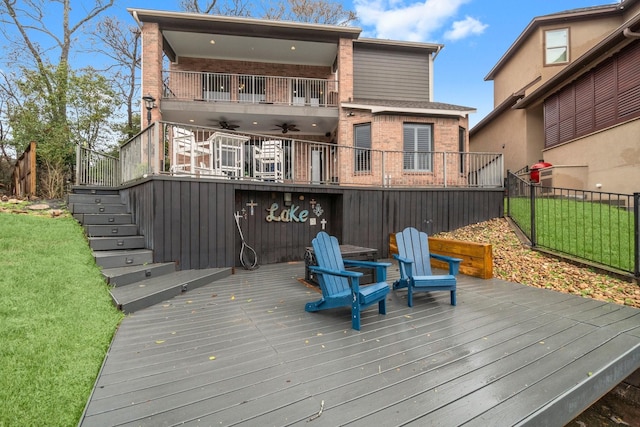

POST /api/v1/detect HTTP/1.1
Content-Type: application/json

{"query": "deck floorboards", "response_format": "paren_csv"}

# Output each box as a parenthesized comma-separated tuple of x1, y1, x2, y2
(80, 261, 640, 426)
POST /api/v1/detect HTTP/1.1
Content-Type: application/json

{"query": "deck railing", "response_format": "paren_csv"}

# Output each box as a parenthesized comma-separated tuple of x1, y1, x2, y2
(76, 122, 504, 189)
(163, 70, 339, 107)
(75, 144, 120, 187)
(507, 171, 639, 279)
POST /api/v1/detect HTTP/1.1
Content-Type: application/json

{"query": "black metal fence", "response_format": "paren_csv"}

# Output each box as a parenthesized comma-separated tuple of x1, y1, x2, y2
(507, 172, 639, 279)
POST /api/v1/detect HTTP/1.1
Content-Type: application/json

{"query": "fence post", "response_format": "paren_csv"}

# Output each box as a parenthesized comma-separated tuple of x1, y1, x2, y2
(530, 181, 537, 247)
(635, 192, 639, 281)
(443, 153, 447, 188)
(506, 170, 511, 217)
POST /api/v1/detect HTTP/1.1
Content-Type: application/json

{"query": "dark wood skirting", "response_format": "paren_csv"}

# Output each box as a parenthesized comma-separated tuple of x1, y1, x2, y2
(120, 176, 504, 270)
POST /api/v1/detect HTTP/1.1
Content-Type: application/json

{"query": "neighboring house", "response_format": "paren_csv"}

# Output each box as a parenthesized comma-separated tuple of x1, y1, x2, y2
(130, 9, 476, 187)
(470, 0, 640, 195)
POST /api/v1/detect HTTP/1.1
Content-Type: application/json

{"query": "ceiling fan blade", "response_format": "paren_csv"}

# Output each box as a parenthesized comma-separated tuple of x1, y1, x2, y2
(218, 121, 239, 130)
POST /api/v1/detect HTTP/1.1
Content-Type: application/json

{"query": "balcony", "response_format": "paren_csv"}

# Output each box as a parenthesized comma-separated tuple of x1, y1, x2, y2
(162, 71, 339, 108)
(79, 122, 504, 189)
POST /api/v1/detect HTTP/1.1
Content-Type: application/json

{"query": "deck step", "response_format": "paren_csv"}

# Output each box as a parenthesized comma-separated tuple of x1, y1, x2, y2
(76, 213, 133, 225)
(68, 194, 123, 205)
(89, 236, 146, 251)
(93, 249, 153, 269)
(110, 268, 232, 313)
(71, 186, 120, 195)
(102, 262, 177, 287)
(69, 203, 128, 214)
(84, 224, 138, 237)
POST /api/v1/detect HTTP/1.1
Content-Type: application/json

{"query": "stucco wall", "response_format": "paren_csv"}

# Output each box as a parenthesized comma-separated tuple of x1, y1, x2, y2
(493, 16, 622, 106)
(543, 118, 640, 194)
(470, 108, 527, 174)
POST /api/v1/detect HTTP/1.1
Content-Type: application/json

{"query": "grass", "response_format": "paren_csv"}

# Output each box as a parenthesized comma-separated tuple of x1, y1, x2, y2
(0, 212, 123, 426)
(508, 196, 635, 272)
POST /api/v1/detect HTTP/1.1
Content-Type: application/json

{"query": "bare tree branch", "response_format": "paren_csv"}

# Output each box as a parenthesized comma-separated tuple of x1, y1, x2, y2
(90, 16, 141, 138)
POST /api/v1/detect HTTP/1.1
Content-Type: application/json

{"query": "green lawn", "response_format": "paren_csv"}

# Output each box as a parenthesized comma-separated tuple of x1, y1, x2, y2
(508, 196, 634, 272)
(0, 212, 123, 426)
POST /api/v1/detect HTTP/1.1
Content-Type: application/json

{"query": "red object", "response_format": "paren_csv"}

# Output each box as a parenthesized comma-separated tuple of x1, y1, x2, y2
(530, 161, 552, 183)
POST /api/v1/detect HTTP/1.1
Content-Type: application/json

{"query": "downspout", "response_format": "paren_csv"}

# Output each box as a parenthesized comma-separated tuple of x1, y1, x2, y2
(131, 10, 143, 29)
(429, 46, 443, 101)
(623, 28, 640, 38)
(433, 44, 443, 60)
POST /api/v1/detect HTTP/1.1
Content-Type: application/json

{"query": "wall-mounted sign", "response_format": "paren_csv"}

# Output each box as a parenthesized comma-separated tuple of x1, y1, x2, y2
(266, 203, 309, 223)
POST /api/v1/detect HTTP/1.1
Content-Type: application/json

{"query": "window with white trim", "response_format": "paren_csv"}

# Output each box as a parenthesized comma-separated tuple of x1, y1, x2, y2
(545, 28, 569, 65)
(354, 123, 371, 173)
(403, 123, 433, 171)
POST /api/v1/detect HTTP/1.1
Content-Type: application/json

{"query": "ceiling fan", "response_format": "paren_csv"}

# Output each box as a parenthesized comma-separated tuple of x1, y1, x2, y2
(217, 120, 239, 131)
(273, 123, 300, 134)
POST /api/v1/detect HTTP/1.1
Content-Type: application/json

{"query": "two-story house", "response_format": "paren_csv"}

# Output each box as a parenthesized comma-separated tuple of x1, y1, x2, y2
(470, 0, 640, 195)
(131, 9, 477, 187)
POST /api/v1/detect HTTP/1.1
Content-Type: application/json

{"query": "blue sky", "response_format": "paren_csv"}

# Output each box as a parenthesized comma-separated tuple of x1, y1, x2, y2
(117, 0, 615, 127)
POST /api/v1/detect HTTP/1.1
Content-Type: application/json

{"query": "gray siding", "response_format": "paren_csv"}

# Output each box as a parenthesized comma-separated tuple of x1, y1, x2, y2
(353, 45, 430, 101)
(122, 176, 503, 269)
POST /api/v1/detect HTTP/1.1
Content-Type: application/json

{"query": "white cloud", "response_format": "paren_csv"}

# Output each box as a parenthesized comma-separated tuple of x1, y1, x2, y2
(444, 16, 488, 41)
(354, 0, 485, 43)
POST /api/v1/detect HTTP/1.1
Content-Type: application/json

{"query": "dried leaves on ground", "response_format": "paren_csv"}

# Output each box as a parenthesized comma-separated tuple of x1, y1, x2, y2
(436, 218, 640, 309)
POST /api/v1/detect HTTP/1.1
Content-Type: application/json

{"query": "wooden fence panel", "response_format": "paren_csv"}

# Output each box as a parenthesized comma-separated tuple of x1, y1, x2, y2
(12, 142, 36, 197)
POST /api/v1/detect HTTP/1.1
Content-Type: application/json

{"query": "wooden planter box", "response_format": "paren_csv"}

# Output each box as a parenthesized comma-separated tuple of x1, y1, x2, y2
(389, 234, 493, 279)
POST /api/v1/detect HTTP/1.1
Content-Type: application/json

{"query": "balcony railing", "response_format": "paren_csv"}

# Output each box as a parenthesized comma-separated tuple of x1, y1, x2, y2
(83, 122, 503, 189)
(162, 71, 339, 107)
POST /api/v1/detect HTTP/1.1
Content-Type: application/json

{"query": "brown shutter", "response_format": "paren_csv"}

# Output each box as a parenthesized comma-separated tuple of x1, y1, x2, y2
(558, 85, 575, 142)
(544, 95, 560, 148)
(574, 73, 594, 137)
(617, 42, 640, 119)
(594, 61, 616, 128)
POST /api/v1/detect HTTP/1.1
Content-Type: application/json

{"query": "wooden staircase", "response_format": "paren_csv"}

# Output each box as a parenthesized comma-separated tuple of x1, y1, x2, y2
(69, 188, 231, 313)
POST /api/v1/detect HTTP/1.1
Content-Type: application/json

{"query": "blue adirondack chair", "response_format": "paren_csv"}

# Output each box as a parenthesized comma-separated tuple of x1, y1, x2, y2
(305, 232, 391, 330)
(393, 227, 462, 307)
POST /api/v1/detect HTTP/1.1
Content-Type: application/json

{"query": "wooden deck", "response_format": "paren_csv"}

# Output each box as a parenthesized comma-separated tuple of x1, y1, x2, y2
(80, 261, 640, 426)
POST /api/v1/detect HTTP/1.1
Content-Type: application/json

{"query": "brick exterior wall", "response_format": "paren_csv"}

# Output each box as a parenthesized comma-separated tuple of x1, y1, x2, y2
(141, 23, 163, 125)
(337, 111, 469, 186)
(172, 57, 331, 79)
(140, 27, 471, 186)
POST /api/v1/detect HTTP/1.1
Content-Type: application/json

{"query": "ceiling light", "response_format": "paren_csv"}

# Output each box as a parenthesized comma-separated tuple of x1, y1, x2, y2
(210, 39, 215, 44)
(312, 123, 317, 127)
(189, 119, 194, 123)
(291, 46, 296, 50)
(252, 121, 258, 125)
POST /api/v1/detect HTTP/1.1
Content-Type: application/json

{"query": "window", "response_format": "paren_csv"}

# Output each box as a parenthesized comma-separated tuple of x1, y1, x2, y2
(238, 75, 265, 102)
(203, 73, 230, 101)
(545, 29, 569, 65)
(403, 123, 433, 171)
(354, 123, 371, 173)
(292, 79, 306, 105)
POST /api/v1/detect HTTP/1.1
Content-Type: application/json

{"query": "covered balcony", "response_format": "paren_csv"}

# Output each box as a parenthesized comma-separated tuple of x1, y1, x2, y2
(160, 71, 339, 136)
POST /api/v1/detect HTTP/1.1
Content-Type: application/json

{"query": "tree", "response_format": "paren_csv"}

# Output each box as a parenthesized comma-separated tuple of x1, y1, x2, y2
(67, 68, 118, 151)
(91, 16, 142, 141)
(179, 0, 357, 25)
(179, 0, 252, 16)
(0, 0, 115, 196)
(262, 0, 357, 25)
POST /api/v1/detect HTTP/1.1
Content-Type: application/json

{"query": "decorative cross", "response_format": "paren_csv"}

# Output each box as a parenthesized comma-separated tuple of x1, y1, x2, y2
(320, 218, 327, 230)
(246, 200, 258, 216)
